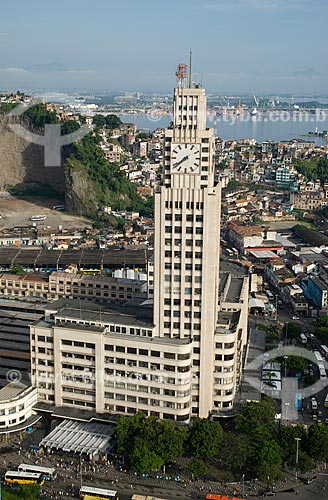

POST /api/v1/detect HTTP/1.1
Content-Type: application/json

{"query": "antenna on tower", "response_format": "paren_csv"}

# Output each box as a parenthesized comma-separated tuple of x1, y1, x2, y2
(189, 50, 192, 88)
(176, 63, 187, 88)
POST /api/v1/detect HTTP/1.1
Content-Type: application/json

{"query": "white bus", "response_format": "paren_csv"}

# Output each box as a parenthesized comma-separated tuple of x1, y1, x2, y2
(299, 333, 307, 344)
(30, 215, 46, 221)
(320, 345, 328, 359)
(314, 350, 324, 363)
(79, 486, 118, 500)
(18, 463, 56, 480)
(319, 364, 327, 380)
(231, 247, 239, 256)
(324, 393, 328, 408)
(226, 248, 233, 257)
(5, 470, 45, 486)
(266, 290, 274, 301)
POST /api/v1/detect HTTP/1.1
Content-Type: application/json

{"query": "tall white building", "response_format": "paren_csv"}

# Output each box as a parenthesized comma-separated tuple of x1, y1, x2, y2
(153, 64, 221, 417)
(31, 62, 249, 422)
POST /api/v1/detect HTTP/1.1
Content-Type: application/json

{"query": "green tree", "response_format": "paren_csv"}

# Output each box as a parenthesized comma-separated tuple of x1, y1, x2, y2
(105, 114, 122, 129)
(307, 424, 328, 462)
(92, 114, 106, 127)
(188, 418, 223, 458)
(279, 425, 307, 466)
(235, 399, 276, 436)
(61, 120, 80, 135)
(21, 484, 40, 499)
(154, 419, 186, 463)
(129, 438, 163, 472)
(298, 451, 316, 473)
(187, 457, 208, 478)
(9, 263, 25, 275)
(282, 322, 302, 340)
(219, 432, 249, 473)
(285, 356, 307, 373)
(314, 316, 328, 342)
(136, 132, 150, 139)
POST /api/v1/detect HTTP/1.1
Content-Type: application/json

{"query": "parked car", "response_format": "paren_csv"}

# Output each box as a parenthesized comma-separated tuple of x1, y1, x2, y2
(292, 316, 300, 320)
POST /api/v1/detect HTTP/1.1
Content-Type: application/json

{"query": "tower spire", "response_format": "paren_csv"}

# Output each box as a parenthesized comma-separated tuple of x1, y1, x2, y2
(189, 50, 192, 88)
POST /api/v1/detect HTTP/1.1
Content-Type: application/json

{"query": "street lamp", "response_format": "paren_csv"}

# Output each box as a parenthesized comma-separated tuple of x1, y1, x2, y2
(80, 454, 83, 490)
(295, 437, 301, 480)
(284, 355, 288, 380)
(242, 473, 245, 498)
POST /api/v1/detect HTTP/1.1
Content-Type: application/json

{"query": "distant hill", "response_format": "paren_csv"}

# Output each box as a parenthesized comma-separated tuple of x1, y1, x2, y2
(25, 62, 69, 73)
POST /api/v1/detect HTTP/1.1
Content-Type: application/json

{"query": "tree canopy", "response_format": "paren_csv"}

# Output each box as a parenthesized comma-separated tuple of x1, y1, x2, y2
(188, 418, 223, 459)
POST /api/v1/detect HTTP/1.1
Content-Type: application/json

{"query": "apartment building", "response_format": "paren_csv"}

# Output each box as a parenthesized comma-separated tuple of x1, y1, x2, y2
(31, 300, 193, 422)
(0, 272, 147, 303)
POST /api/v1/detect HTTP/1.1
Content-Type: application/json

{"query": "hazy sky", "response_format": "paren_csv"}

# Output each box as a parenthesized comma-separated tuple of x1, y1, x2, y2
(0, 0, 327, 94)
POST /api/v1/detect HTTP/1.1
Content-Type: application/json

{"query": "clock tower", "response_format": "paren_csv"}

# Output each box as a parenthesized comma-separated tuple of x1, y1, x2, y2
(153, 59, 222, 418)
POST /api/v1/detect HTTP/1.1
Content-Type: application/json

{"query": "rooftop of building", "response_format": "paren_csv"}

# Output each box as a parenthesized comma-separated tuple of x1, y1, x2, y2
(294, 226, 328, 247)
(0, 381, 33, 402)
(225, 277, 244, 303)
(216, 310, 241, 333)
(42, 298, 154, 329)
(50, 272, 146, 285)
(55, 307, 154, 329)
(228, 222, 263, 237)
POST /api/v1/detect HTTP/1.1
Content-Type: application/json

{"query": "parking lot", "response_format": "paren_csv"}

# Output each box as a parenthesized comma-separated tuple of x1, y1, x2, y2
(0, 196, 92, 230)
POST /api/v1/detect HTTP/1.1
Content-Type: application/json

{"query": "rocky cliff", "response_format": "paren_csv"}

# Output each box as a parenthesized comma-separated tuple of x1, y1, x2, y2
(0, 117, 65, 194)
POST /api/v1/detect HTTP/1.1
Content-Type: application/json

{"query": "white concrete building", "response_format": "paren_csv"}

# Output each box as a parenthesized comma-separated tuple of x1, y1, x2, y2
(0, 382, 39, 433)
(30, 63, 248, 422)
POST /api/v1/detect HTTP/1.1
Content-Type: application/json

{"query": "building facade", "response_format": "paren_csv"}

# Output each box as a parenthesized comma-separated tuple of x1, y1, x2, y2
(0, 272, 146, 304)
(30, 63, 248, 421)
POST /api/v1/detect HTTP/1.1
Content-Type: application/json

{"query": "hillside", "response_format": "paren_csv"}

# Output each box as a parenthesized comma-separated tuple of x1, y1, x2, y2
(64, 132, 153, 217)
(0, 103, 153, 218)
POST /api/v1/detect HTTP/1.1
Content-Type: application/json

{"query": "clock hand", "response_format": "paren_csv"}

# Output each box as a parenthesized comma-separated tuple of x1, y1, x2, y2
(173, 155, 189, 169)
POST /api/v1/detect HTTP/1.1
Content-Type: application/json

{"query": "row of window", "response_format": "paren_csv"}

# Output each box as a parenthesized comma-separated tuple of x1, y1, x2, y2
(164, 298, 201, 307)
(163, 321, 201, 330)
(61, 340, 94, 348)
(164, 263, 202, 271)
(165, 239, 203, 247)
(0, 404, 25, 416)
(165, 214, 203, 222)
(33, 335, 53, 343)
(0, 415, 25, 426)
(165, 226, 203, 235)
(103, 381, 190, 397)
(58, 320, 153, 338)
(165, 201, 204, 210)
(104, 346, 189, 360)
(63, 387, 95, 396)
(104, 393, 189, 409)
(164, 251, 202, 259)
(164, 310, 201, 319)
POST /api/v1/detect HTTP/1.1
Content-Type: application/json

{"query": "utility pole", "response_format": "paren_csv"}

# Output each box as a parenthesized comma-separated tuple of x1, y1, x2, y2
(295, 437, 301, 480)
(242, 473, 245, 498)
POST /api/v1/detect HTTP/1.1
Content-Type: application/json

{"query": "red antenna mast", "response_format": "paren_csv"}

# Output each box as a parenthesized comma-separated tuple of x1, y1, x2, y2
(176, 63, 187, 88)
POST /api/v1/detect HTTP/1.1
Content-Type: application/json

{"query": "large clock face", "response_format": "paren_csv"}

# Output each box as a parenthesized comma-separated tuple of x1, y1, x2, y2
(171, 143, 201, 173)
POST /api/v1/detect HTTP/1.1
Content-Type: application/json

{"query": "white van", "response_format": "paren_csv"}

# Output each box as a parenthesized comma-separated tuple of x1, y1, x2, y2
(311, 397, 318, 411)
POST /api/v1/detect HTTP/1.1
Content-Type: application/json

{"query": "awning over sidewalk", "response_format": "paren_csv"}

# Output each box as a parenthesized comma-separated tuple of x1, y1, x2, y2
(39, 419, 115, 457)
